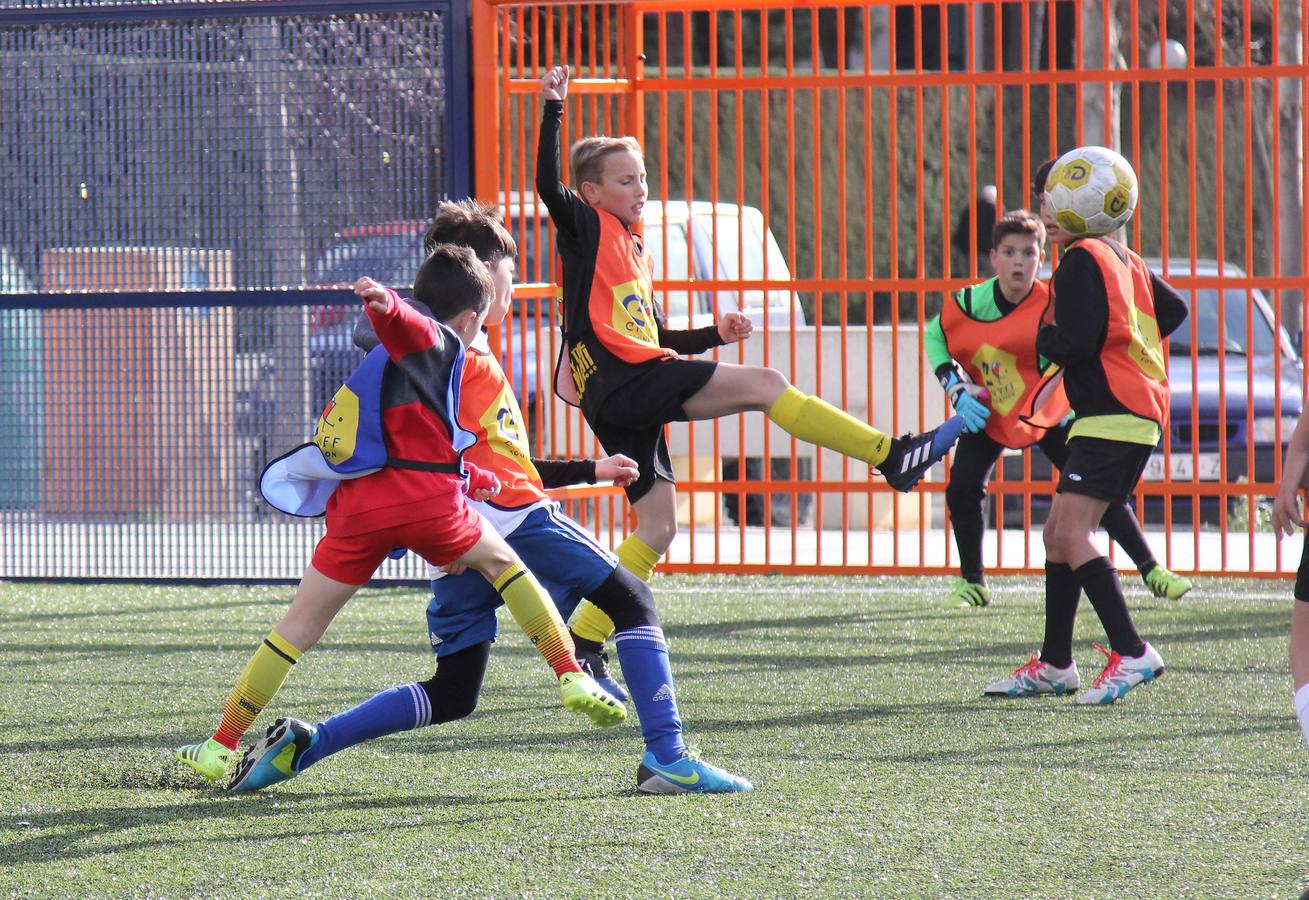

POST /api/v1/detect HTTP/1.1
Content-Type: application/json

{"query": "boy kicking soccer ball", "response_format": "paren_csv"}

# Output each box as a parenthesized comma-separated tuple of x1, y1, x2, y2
(538, 64, 963, 652)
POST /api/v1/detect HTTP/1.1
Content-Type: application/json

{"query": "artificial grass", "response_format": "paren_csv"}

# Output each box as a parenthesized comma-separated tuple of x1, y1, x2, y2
(1, 575, 1305, 897)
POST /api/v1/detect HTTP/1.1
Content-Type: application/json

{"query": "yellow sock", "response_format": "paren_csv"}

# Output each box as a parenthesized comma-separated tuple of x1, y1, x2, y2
(571, 600, 616, 643)
(572, 534, 661, 642)
(768, 385, 892, 465)
(495, 562, 581, 677)
(615, 533, 661, 582)
(213, 629, 302, 750)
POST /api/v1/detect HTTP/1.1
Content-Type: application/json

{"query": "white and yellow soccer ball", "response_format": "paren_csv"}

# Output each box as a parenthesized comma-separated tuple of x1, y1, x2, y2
(1042, 146, 1139, 237)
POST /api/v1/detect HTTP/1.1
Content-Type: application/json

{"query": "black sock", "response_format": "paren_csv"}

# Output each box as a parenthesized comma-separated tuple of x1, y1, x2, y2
(570, 630, 604, 657)
(1099, 503, 1156, 575)
(1074, 556, 1146, 658)
(1039, 562, 1080, 669)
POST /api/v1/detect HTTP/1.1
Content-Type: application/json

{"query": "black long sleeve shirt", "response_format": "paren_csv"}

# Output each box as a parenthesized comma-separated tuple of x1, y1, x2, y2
(535, 99, 722, 409)
(1036, 241, 1188, 430)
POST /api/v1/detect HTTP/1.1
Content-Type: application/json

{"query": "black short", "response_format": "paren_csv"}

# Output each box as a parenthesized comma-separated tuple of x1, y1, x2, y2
(599, 358, 718, 429)
(589, 419, 674, 504)
(1055, 436, 1154, 505)
(1296, 539, 1309, 602)
(591, 359, 717, 504)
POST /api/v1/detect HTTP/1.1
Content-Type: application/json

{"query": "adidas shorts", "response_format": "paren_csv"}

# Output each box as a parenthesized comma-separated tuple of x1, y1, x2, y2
(1055, 436, 1154, 506)
(425, 503, 618, 657)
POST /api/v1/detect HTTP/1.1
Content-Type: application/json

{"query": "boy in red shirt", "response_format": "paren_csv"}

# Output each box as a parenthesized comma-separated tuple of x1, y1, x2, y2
(228, 202, 751, 794)
(175, 245, 622, 782)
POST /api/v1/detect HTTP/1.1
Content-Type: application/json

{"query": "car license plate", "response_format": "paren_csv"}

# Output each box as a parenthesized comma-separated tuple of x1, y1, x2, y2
(1141, 452, 1222, 481)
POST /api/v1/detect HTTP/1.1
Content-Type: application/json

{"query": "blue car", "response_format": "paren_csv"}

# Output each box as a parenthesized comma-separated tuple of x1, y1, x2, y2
(1002, 258, 1303, 526)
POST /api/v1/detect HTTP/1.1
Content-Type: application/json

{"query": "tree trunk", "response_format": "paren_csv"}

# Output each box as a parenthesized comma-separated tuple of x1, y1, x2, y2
(1279, 0, 1304, 339)
(1079, 0, 1121, 150)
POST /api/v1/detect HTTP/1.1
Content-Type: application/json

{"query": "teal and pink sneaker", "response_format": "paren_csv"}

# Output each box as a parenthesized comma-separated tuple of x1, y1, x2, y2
(983, 654, 1080, 698)
(636, 748, 753, 794)
(1076, 642, 1165, 705)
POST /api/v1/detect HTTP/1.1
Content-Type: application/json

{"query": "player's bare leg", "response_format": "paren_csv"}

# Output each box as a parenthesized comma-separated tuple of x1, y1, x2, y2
(681, 363, 963, 491)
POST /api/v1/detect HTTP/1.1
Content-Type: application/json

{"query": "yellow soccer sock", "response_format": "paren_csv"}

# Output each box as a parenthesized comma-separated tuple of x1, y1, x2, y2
(768, 385, 892, 466)
(571, 600, 616, 644)
(495, 562, 582, 677)
(573, 535, 661, 643)
(213, 629, 303, 750)
(615, 533, 661, 582)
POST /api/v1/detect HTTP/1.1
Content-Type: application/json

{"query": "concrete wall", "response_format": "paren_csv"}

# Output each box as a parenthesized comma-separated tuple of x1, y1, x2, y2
(532, 323, 949, 529)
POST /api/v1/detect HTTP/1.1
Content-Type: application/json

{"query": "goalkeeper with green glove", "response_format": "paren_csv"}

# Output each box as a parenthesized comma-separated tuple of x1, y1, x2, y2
(925, 206, 1191, 609)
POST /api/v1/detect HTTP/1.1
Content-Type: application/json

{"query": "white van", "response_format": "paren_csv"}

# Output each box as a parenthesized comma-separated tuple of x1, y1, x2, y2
(500, 195, 807, 328)
(640, 200, 804, 328)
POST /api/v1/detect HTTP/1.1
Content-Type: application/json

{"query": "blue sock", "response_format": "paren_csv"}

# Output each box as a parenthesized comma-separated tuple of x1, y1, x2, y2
(298, 684, 432, 771)
(613, 625, 685, 763)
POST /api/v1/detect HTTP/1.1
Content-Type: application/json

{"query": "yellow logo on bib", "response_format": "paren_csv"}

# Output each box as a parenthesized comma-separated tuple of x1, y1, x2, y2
(313, 385, 360, 464)
(478, 384, 541, 482)
(611, 278, 659, 347)
(1126, 302, 1166, 381)
(970, 345, 1025, 415)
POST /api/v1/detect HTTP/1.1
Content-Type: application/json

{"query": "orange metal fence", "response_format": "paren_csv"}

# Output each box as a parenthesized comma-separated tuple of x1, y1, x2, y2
(472, 0, 1309, 578)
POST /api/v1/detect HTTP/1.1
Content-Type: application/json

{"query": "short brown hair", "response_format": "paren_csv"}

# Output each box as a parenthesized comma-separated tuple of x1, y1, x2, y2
(1032, 157, 1058, 202)
(423, 199, 517, 264)
(569, 135, 642, 186)
(413, 243, 493, 321)
(992, 209, 1046, 249)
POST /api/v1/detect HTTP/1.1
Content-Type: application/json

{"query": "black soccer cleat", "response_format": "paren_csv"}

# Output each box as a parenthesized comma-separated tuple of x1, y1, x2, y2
(875, 416, 966, 492)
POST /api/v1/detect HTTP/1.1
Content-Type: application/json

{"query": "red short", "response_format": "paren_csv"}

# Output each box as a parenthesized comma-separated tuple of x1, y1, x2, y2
(310, 505, 483, 586)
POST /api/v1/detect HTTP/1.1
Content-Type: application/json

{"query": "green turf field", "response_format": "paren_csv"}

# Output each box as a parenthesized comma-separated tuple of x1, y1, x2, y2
(1, 575, 1305, 897)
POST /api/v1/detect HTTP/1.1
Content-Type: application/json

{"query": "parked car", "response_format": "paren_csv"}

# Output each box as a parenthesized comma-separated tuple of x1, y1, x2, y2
(305, 200, 806, 409)
(1001, 258, 1304, 526)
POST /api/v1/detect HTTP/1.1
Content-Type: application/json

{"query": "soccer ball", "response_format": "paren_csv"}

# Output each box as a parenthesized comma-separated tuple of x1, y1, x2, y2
(1042, 146, 1139, 237)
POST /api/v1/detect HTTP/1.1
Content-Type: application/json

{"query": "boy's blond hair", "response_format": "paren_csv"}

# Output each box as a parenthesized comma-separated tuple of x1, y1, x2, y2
(991, 209, 1046, 249)
(569, 135, 642, 186)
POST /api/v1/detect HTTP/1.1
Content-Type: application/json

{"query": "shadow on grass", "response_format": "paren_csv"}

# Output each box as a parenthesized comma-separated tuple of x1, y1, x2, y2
(0, 787, 570, 868)
(872, 716, 1289, 774)
(0, 592, 285, 627)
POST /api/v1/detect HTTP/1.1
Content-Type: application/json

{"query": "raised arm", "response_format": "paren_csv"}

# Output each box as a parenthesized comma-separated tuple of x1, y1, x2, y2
(536, 66, 594, 239)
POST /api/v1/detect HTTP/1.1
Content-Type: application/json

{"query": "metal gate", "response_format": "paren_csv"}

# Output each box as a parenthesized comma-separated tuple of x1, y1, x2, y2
(0, 0, 469, 582)
(473, 0, 1309, 579)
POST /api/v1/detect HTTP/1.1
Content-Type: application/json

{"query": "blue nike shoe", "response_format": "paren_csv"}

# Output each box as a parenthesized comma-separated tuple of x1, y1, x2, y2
(876, 415, 966, 492)
(636, 748, 753, 794)
(226, 717, 317, 793)
(578, 647, 630, 704)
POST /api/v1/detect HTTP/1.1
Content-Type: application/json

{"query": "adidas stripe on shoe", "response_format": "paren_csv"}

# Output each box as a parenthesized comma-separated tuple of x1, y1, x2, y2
(876, 416, 966, 492)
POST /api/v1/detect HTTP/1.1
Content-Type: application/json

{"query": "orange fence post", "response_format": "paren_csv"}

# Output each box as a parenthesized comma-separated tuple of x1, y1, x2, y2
(470, 0, 1309, 579)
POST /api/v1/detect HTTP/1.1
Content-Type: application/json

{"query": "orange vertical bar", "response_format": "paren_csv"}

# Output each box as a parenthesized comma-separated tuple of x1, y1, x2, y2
(760, 6, 775, 566)
(471, 0, 499, 202)
(863, 4, 875, 567)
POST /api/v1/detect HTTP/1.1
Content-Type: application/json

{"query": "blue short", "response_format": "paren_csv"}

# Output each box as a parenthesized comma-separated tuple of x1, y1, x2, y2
(426, 503, 618, 657)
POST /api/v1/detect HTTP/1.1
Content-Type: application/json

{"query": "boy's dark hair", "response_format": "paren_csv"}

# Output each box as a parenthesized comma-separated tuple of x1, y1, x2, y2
(423, 199, 517, 264)
(413, 243, 493, 321)
(1032, 157, 1059, 203)
(570, 135, 642, 186)
(992, 209, 1046, 249)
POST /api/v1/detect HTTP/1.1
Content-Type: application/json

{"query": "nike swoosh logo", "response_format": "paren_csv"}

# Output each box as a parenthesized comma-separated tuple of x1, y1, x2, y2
(648, 765, 699, 785)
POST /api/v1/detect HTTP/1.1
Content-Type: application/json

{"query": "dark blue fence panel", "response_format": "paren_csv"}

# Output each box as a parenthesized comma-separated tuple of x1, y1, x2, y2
(0, 1, 466, 582)
(0, 292, 436, 582)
